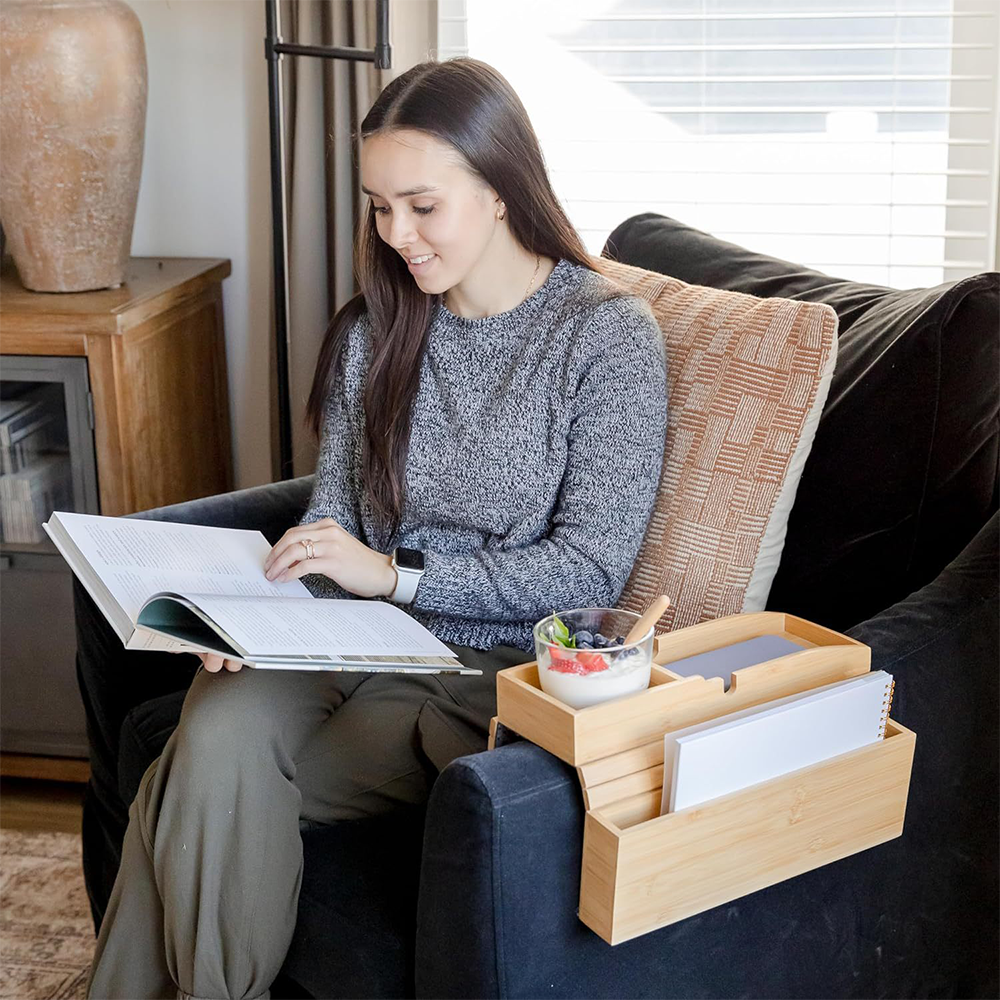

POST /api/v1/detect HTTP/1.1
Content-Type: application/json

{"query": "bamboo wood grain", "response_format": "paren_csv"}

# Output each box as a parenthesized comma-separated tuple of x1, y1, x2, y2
(491, 612, 915, 946)
(496, 616, 868, 769)
(582, 720, 915, 945)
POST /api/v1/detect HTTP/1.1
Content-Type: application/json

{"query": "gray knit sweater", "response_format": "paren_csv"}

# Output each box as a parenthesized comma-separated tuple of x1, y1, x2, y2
(298, 256, 668, 654)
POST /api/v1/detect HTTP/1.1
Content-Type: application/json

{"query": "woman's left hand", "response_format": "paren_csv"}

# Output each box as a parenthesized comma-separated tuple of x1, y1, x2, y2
(263, 518, 397, 599)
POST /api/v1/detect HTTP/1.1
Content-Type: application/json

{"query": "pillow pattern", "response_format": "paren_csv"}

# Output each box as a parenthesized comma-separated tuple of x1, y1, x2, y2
(592, 255, 838, 633)
(604, 212, 999, 630)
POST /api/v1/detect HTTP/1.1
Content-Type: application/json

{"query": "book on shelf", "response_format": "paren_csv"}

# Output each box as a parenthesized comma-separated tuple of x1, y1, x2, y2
(0, 383, 64, 474)
(42, 510, 477, 675)
(0, 452, 72, 543)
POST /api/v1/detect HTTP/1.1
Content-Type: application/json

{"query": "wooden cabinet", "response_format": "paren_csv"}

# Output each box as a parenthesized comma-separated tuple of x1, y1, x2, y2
(0, 255, 233, 779)
(1, 255, 234, 514)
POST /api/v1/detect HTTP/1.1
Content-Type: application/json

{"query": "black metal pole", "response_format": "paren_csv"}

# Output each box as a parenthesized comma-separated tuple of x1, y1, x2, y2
(264, 0, 391, 481)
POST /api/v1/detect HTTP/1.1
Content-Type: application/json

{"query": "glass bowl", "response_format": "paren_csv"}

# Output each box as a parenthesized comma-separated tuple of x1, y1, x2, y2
(532, 607, 654, 710)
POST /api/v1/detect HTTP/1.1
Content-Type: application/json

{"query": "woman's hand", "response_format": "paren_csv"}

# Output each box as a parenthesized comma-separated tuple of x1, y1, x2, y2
(196, 651, 245, 673)
(165, 649, 245, 672)
(263, 517, 398, 599)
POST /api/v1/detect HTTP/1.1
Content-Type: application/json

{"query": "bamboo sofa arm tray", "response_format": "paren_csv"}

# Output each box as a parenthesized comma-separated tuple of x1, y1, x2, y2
(487, 611, 916, 946)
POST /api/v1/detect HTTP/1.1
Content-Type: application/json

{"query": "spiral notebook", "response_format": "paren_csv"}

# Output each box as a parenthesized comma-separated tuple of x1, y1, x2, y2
(659, 670, 896, 815)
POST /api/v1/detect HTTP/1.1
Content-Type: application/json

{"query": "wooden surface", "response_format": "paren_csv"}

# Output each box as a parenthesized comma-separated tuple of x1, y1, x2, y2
(492, 612, 914, 946)
(0, 256, 231, 330)
(495, 613, 870, 769)
(1, 255, 233, 781)
(0, 776, 85, 833)
(0, 254, 234, 515)
(579, 719, 915, 945)
(0, 753, 89, 783)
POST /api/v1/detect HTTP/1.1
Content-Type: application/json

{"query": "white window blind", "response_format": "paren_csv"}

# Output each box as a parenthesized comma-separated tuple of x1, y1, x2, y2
(437, 0, 1000, 288)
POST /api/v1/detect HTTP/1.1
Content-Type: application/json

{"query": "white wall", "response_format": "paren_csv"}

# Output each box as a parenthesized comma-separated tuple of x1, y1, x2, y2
(126, 0, 438, 491)
(126, 0, 273, 490)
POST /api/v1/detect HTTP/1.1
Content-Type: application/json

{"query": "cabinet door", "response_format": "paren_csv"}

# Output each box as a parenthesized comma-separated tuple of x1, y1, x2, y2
(1, 356, 98, 757)
(0, 550, 86, 756)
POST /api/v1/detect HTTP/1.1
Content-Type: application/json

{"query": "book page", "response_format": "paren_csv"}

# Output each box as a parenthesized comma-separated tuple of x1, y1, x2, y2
(50, 511, 311, 622)
(125, 628, 204, 653)
(174, 594, 456, 657)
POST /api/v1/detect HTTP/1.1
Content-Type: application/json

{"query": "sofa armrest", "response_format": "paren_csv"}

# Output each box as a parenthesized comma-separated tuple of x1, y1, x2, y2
(414, 516, 999, 1000)
(124, 474, 315, 543)
(415, 741, 584, 998)
(844, 511, 998, 997)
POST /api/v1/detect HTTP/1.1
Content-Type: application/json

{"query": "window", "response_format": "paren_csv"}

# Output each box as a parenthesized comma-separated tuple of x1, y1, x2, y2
(438, 0, 1000, 287)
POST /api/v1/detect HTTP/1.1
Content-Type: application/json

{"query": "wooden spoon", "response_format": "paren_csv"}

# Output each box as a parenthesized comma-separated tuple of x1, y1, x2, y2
(623, 593, 671, 645)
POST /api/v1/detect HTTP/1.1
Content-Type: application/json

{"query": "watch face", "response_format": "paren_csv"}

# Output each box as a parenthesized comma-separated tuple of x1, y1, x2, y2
(395, 546, 425, 571)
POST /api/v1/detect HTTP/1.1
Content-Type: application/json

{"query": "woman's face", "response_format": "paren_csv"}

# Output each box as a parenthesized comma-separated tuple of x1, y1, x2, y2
(360, 129, 499, 293)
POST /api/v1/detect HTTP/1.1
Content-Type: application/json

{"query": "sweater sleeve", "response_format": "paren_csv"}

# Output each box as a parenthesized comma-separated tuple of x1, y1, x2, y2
(405, 295, 668, 621)
(297, 317, 366, 601)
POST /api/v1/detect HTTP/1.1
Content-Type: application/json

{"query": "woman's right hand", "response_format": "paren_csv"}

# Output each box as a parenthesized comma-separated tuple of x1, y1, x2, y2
(191, 650, 245, 673)
(165, 648, 245, 672)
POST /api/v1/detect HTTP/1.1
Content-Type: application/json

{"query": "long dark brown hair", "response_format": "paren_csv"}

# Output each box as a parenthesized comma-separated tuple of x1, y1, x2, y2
(305, 57, 612, 547)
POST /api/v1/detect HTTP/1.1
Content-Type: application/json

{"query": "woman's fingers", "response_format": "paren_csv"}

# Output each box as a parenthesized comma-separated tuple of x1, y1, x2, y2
(264, 519, 339, 578)
(199, 652, 243, 673)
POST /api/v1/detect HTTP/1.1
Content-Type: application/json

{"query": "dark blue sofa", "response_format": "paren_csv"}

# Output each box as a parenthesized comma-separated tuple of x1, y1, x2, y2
(77, 216, 999, 998)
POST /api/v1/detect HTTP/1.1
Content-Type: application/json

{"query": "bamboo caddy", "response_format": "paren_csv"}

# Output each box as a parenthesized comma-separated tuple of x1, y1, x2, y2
(487, 606, 916, 946)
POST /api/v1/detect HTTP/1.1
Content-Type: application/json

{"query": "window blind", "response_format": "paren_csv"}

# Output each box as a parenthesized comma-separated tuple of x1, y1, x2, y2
(437, 0, 999, 287)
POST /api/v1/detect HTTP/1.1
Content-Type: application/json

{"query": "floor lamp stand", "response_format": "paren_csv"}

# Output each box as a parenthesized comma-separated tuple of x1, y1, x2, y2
(264, 0, 391, 480)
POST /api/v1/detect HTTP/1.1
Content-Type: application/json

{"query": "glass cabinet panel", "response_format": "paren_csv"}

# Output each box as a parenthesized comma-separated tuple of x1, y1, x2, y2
(0, 357, 99, 552)
(0, 380, 73, 542)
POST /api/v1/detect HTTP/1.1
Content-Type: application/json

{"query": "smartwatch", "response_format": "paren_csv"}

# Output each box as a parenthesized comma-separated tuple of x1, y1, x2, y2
(389, 546, 425, 604)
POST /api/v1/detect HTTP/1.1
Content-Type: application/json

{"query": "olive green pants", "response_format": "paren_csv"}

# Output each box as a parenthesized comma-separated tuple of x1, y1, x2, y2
(85, 641, 529, 1000)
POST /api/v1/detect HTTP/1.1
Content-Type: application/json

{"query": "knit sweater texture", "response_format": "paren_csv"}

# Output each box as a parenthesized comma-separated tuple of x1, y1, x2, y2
(298, 256, 668, 654)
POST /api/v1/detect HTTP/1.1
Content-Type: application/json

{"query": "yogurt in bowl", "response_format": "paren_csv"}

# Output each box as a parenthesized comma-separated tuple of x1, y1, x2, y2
(533, 608, 654, 710)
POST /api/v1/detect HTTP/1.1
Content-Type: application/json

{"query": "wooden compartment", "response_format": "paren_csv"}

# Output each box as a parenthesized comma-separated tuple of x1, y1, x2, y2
(490, 612, 916, 946)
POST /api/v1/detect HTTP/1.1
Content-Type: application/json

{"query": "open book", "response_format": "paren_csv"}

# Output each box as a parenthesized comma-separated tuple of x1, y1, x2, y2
(43, 511, 476, 674)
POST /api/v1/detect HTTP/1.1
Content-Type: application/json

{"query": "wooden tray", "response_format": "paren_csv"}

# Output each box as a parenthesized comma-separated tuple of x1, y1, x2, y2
(489, 611, 916, 946)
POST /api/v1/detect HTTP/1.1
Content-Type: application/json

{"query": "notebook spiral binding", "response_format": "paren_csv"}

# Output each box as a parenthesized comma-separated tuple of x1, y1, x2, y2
(878, 676, 897, 739)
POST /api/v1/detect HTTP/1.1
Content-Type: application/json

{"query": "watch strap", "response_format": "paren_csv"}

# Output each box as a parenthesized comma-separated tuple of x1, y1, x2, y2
(390, 549, 423, 604)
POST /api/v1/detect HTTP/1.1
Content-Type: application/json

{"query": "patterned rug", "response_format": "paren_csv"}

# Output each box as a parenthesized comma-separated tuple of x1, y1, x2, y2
(0, 829, 93, 1000)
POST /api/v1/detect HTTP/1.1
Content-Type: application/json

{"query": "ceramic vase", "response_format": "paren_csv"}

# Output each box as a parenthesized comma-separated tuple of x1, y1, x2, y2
(0, 0, 147, 292)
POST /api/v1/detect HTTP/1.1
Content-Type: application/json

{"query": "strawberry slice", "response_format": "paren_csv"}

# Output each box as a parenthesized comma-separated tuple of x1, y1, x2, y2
(546, 646, 611, 675)
(547, 646, 585, 674)
(576, 650, 610, 672)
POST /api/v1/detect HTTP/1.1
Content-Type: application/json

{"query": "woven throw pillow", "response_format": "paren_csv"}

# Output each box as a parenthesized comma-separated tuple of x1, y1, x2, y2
(603, 211, 999, 631)
(594, 255, 839, 632)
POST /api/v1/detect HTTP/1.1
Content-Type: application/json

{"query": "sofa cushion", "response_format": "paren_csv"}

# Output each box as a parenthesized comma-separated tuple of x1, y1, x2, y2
(283, 809, 425, 999)
(604, 213, 1000, 629)
(592, 255, 838, 631)
(118, 688, 187, 807)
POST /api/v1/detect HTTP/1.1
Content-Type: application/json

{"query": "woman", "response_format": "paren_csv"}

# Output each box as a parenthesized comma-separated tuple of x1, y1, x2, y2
(83, 57, 668, 1000)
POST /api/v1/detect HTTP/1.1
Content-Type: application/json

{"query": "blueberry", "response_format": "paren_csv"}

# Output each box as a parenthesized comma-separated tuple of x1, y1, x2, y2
(575, 629, 594, 645)
(593, 633, 609, 648)
(577, 639, 594, 649)
(614, 635, 626, 646)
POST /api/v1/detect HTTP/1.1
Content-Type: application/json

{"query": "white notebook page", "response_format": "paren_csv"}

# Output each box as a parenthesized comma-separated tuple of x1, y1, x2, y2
(663, 671, 893, 814)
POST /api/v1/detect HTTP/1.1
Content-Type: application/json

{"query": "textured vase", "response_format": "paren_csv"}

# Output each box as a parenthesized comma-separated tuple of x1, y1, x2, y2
(0, 0, 147, 292)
